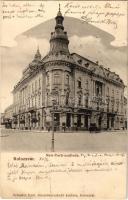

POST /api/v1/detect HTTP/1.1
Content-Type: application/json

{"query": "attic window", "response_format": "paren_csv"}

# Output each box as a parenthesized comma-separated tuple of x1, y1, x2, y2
(85, 62, 89, 67)
(78, 59, 82, 64)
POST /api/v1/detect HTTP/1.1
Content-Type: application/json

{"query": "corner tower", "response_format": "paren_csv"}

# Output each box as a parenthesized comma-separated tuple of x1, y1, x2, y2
(42, 5, 75, 127)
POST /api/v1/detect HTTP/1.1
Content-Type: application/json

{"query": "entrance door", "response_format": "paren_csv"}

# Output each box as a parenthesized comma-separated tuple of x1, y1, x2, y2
(77, 115, 81, 127)
(98, 116, 102, 129)
(84, 115, 88, 130)
(107, 116, 109, 129)
(54, 113, 60, 130)
(66, 113, 71, 128)
(111, 117, 114, 128)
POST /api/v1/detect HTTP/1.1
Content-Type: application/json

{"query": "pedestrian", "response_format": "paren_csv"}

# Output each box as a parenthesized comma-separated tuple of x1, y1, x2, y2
(62, 123, 66, 132)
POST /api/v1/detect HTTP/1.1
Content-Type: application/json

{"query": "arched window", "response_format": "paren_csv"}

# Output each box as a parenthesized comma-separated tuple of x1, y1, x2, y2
(54, 73, 60, 84)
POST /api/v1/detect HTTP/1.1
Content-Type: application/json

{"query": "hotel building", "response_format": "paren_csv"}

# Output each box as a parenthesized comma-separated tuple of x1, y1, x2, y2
(4, 8, 126, 131)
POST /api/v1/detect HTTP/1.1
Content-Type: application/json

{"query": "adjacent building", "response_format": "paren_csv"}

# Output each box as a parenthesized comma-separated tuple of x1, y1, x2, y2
(3, 8, 127, 131)
(2, 104, 14, 128)
(124, 96, 127, 129)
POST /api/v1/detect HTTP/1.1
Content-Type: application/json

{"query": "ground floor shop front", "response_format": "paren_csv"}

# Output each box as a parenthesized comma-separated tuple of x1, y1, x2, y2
(11, 107, 126, 131)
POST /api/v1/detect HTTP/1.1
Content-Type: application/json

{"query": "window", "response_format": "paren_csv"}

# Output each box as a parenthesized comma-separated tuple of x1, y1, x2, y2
(32, 83, 34, 92)
(28, 99, 30, 108)
(31, 98, 33, 107)
(116, 101, 119, 111)
(86, 80, 88, 90)
(57, 19, 62, 24)
(38, 95, 40, 106)
(121, 94, 123, 100)
(78, 80, 81, 88)
(107, 87, 109, 95)
(35, 96, 37, 107)
(85, 97, 88, 108)
(95, 82, 102, 96)
(54, 73, 60, 84)
(66, 91, 69, 105)
(29, 85, 31, 96)
(47, 74, 49, 85)
(78, 59, 82, 64)
(66, 74, 69, 85)
(35, 80, 37, 90)
(112, 89, 114, 96)
(85, 62, 89, 67)
(96, 86, 99, 96)
(46, 93, 48, 106)
(39, 78, 41, 88)
(78, 95, 82, 106)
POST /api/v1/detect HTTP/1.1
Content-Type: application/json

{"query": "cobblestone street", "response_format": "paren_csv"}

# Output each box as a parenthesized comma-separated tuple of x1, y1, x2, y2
(1, 128, 128, 152)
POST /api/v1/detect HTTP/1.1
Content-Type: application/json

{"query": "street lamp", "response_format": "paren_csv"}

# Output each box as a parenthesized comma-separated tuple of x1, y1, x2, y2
(51, 99, 57, 152)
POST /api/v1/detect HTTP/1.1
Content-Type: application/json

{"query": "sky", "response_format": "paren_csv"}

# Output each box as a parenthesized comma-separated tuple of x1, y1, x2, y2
(0, 1, 127, 113)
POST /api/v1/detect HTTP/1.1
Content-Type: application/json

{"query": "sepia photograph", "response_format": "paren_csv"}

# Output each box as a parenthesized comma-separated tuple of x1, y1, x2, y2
(0, 1, 128, 199)
(0, 1, 127, 152)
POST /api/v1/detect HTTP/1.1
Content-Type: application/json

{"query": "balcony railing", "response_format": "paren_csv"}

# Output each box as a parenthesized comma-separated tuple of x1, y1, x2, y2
(12, 113, 17, 117)
(28, 106, 36, 113)
(31, 117, 38, 123)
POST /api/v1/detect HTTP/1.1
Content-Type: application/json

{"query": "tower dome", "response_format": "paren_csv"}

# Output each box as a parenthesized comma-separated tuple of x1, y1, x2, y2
(49, 4, 69, 55)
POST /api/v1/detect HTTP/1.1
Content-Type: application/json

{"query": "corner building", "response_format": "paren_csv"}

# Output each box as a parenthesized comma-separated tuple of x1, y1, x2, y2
(12, 9, 126, 131)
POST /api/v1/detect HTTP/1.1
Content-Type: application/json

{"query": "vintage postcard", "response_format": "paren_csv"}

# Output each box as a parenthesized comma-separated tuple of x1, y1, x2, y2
(0, 0, 127, 199)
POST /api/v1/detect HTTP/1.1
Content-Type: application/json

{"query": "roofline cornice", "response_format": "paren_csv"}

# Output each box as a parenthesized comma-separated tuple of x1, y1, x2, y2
(74, 64, 125, 88)
(12, 64, 44, 93)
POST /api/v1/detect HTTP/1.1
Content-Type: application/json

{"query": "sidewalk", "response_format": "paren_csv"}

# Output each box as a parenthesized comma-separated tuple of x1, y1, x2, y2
(1, 128, 127, 134)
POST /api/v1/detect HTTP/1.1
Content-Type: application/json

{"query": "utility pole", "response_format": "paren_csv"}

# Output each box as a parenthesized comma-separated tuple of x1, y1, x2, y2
(51, 91, 58, 152)
(51, 110, 55, 152)
(51, 99, 56, 152)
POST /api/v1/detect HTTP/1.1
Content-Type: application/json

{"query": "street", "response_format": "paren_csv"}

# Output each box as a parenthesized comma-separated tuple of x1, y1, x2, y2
(1, 129, 128, 152)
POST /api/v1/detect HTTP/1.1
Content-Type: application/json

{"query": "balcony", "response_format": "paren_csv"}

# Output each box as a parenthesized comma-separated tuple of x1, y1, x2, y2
(4, 118, 11, 123)
(12, 113, 17, 117)
(28, 106, 36, 113)
(13, 119, 18, 124)
(31, 117, 38, 123)
(20, 119, 25, 124)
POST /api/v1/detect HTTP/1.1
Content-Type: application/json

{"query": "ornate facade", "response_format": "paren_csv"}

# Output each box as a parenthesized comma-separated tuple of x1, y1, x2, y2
(8, 9, 126, 131)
